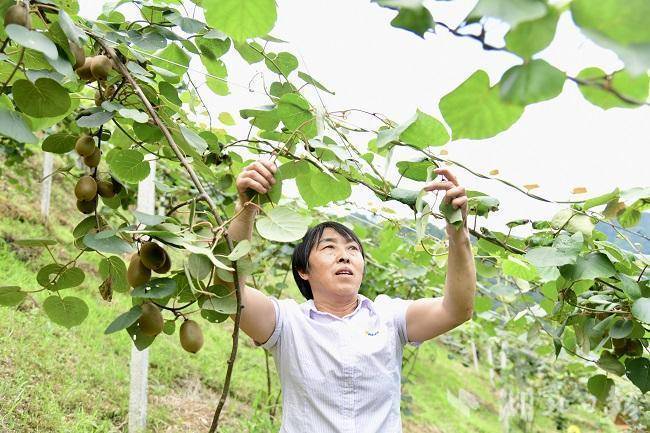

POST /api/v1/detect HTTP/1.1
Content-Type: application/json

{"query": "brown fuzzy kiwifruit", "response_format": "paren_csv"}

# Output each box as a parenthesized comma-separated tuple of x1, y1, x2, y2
(74, 175, 97, 201)
(74, 134, 96, 157)
(139, 302, 163, 336)
(94, 84, 115, 107)
(76, 196, 98, 214)
(69, 41, 85, 70)
(97, 180, 115, 198)
(84, 147, 101, 168)
(76, 57, 95, 81)
(4, 3, 30, 28)
(90, 55, 112, 81)
(139, 241, 166, 270)
(179, 320, 204, 353)
(127, 254, 151, 288)
(152, 250, 171, 274)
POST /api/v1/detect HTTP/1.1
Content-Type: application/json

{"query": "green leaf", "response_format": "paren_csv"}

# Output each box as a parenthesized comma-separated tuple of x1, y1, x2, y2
(277, 93, 317, 139)
(505, 9, 559, 59)
(133, 211, 166, 226)
(610, 319, 634, 339)
(58, 9, 88, 46)
(0, 107, 38, 144)
(390, 4, 434, 38)
(131, 278, 177, 299)
(265, 52, 298, 76)
(499, 59, 566, 105)
(98, 256, 129, 293)
(390, 187, 419, 207)
(152, 43, 190, 81)
(396, 158, 436, 181)
(587, 374, 614, 402)
(631, 298, 650, 323)
(597, 351, 625, 376)
(256, 206, 310, 242)
(204, 0, 277, 41)
(439, 70, 524, 140)
(83, 232, 135, 255)
(126, 321, 156, 351)
(525, 246, 576, 267)
(52, 266, 85, 290)
(502, 255, 538, 281)
(43, 296, 88, 328)
(77, 110, 114, 127)
(227, 240, 252, 261)
(297, 168, 351, 208)
(233, 40, 265, 64)
(218, 112, 235, 125)
(180, 126, 208, 154)
(13, 78, 71, 118)
(240, 105, 279, 130)
(200, 284, 237, 314)
(298, 71, 335, 95)
(625, 357, 650, 393)
(399, 109, 449, 148)
(106, 149, 151, 183)
(571, 0, 650, 46)
(42, 133, 76, 154)
(118, 108, 148, 123)
(576, 67, 649, 109)
(559, 252, 616, 282)
(5, 24, 58, 59)
(104, 305, 143, 335)
(187, 253, 213, 280)
(551, 208, 595, 237)
(468, 0, 547, 27)
(0, 286, 26, 307)
(439, 201, 464, 229)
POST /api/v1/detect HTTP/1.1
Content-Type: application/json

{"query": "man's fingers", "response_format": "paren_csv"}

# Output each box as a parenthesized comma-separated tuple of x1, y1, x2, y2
(423, 181, 454, 191)
(241, 178, 268, 195)
(433, 167, 459, 186)
(260, 159, 277, 174)
(245, 170, 271, 190)
(250, 162, 276, 185)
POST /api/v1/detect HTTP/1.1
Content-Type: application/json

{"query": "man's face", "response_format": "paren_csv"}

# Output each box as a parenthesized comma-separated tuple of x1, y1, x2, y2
(298, 227, 365, 299)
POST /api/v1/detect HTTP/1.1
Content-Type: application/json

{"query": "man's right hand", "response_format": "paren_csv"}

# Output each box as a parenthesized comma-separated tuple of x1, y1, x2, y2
(236, 159, 278, 204)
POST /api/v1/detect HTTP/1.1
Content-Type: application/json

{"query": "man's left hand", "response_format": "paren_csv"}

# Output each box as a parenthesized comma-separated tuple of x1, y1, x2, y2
(423, 167, 469, 238)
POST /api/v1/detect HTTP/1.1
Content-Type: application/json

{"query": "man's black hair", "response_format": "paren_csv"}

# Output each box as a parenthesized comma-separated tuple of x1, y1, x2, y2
(291, 221, 365, 300)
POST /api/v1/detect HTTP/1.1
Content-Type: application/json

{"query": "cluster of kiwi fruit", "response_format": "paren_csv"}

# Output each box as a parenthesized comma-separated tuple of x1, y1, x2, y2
(137, 301, 204, 353)
(4, 2, 31, 29)
(127, 241, 172, 288)
(73, 134, 121, 213)
(72, 46, 113, 83)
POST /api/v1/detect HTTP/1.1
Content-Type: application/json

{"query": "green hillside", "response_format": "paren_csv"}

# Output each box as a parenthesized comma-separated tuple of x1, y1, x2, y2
(0, 155, 621, 433)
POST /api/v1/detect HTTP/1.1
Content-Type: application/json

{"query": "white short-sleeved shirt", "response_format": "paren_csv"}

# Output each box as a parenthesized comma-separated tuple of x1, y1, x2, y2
(256, 293, 420, 433)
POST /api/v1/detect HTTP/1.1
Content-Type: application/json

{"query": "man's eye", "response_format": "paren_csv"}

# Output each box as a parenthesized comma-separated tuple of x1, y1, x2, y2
(349, 245, 359, 250)
(323, 245, 333, 249)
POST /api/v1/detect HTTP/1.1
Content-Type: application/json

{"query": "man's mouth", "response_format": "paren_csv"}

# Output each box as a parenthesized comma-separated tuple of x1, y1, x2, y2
(335, 268, 353, 276)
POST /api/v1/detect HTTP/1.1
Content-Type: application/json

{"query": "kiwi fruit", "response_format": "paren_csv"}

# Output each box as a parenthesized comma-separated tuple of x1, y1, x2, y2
(97, 180, 115, 198)
(139, 241, 166, 270)
(94, 84, 115, 107)
(90, 55, 112, 81)
(179, 320, 204, 353)
(127, 254, 151, 288)
(84, 147, 101, 168)
(69, 41, 85, 70)
(76, 197, 97, 214)
(76, 57, 95, 81)
(74, 134, 96, 157)
(139, 302, 163, 336)
(152, 250, 171, 274)
(4, 3, 30, 28)
(75, 175, 97, 201)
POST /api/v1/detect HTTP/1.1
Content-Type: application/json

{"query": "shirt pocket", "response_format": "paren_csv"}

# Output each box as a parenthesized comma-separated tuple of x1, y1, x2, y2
(355, 321, 397, 376)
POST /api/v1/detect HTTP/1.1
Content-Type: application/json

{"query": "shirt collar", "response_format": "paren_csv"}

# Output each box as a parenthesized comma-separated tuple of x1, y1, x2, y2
(305, 293, 375, 320)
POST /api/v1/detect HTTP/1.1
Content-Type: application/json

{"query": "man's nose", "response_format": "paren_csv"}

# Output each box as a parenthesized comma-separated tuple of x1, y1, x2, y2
(337, 253, 350, 263)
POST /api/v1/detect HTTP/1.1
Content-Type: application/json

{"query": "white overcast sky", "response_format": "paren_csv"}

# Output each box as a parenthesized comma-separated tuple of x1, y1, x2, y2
(82, 1, 650, 234)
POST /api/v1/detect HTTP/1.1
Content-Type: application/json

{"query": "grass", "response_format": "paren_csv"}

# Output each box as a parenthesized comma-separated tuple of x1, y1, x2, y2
(0, 154, 622, 432)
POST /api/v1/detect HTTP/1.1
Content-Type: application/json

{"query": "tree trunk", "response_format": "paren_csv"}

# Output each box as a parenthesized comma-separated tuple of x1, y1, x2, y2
(470, 339, 479, 372)
(128, 154, 156, 433)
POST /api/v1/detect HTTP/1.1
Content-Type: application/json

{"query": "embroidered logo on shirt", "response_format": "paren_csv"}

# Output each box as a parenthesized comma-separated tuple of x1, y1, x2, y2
(365, 329, 379, 336)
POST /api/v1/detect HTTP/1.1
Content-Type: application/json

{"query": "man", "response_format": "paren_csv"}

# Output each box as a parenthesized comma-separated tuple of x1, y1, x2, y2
(227, 158, 476, 433)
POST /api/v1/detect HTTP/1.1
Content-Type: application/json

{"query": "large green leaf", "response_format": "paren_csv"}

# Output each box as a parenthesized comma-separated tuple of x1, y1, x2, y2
(42, 133, 76, 154)
(43, 296, 88, 328)
(204, 0, 277, 41)
(296, 167, 351, 208)
(587, 374, 614, 402)
(5, 24, 58, 59)
(298, 71, 335, 95)
(525, 246, 576, 267)
(502, 255, 538, 281)
(399, 109, 449, 148)
(505, 9, 559, 59)
(0, 107, 38, 144)
(390, 4, 434, 38)
(468, 0, 547, 27)
(13, 78, 71, 118)
(83, 232, 135, 255)
(500, 59, 566, 105)
(439, 70, 524, 140)
(106, 149, 151, 183)
(256, 206, 310, 242)
(571, 0, 650, 46)
(277, 93, 317, 139)
(200, 284, 237, 314)
(576, 67, 649, 109)
(625, 357, 650, 393)
(265, 52, 298, 76)
(131, 278, 177, 299)
(396, 158, 436, 181)
(152, 43, 190, 82)
(559, 252, 616, 282)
